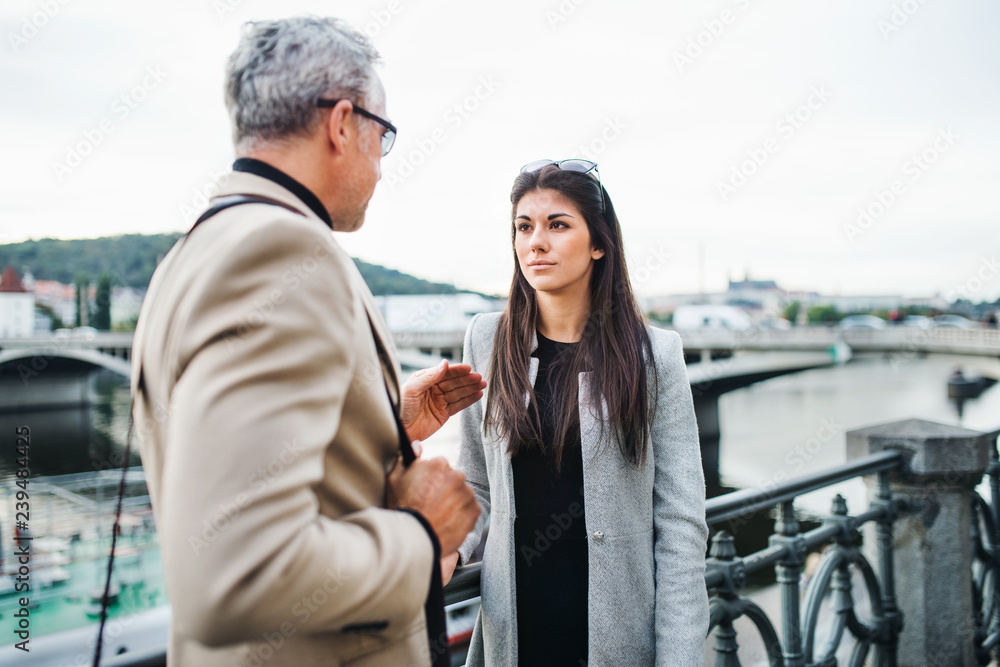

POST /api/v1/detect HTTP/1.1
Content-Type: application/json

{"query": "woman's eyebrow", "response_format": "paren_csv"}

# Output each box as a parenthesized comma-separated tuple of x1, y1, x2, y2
(514, 211, 575, 221)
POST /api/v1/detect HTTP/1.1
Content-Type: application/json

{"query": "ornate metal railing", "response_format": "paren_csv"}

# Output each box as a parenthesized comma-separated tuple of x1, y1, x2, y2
(79, 429, 1000, 666)
(704, 449, 905, 666)
(972, 435, 1000, 664)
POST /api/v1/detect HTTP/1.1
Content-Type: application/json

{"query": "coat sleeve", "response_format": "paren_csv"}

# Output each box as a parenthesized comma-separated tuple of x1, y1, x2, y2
(156, 217, 433, 647)
(455, 313, 492, 566)
(651, 329, 709, 665)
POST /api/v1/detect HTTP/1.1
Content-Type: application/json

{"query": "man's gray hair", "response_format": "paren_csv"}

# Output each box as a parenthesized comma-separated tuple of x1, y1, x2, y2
(225, 16, 382, 153)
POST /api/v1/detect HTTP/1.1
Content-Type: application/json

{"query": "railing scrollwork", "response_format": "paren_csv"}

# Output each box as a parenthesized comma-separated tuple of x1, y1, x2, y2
(703, 452, 906, 666)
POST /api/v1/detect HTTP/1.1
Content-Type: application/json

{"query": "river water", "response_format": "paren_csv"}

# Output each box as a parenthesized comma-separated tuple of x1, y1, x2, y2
(2, 353, 998, 503)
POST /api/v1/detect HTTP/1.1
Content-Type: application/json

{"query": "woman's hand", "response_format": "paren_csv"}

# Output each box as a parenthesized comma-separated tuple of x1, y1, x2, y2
(441, 550, 461, 587)
(401, 360, 486, 443)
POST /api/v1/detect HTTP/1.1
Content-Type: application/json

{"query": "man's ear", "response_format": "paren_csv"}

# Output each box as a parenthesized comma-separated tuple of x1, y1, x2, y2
(323, 100, 355, 156)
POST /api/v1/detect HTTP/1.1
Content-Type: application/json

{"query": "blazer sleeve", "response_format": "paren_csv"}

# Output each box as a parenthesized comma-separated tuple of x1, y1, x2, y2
(651, 329, 710, 665)
(455, 313, 492, 566)
(158, 217, 434, 647)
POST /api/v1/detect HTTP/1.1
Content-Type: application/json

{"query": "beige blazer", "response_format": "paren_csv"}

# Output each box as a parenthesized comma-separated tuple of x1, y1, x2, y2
(131, 170, 435, 666)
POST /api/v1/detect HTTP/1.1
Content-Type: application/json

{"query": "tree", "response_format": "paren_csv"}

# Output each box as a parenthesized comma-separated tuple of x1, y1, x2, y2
(782, 300, 800, 324)
(807, 304, 840, 324)
(75, 276, 91, 327)
(35, 302, 63, 330)
(94, 273, 112, 330)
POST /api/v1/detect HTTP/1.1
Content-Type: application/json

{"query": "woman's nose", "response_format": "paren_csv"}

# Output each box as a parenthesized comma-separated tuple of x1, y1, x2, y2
(530, 228, 548, 251)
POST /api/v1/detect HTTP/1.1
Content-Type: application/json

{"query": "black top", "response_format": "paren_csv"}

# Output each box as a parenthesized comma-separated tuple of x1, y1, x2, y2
(512, 331, 588, 666)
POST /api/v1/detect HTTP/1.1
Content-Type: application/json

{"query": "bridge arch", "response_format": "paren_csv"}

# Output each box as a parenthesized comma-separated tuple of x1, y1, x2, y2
(0, 347, 131, 379)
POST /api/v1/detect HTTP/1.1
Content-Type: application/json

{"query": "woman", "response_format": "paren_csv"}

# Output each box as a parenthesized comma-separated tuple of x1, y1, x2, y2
(445, 159, 709, 665)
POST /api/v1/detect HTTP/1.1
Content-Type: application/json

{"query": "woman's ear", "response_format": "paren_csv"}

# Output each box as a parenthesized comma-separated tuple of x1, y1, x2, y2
(592, 247, 606, 260)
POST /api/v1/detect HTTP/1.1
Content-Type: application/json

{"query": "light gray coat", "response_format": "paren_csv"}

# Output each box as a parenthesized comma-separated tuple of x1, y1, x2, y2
(456, 312, 709, 666)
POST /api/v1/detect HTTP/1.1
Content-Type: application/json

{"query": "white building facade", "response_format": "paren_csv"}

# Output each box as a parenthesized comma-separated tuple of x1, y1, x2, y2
(0, 267, 36, 337)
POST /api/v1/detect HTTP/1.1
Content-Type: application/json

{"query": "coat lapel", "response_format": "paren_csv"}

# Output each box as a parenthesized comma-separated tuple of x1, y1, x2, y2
(352, 268, 402, 405)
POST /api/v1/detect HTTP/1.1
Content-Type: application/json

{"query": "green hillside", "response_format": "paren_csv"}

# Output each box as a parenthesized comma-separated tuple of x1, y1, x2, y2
(0, 234, 461, 295)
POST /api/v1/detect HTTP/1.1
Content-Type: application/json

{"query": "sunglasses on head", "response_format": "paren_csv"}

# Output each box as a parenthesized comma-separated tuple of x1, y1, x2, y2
(520, 159, 605, 213)
(521, 158, 597, 175)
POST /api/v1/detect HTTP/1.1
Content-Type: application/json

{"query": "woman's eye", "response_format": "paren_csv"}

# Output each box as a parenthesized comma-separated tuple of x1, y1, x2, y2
(517, 223, 531, 232)
(551, 221, 567, 229)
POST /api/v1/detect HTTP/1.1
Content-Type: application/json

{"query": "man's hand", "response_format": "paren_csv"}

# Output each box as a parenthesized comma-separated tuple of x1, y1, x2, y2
(387, 456, 480, 556)
(401, 360, 486, 443)
(441, 551, 460, 587)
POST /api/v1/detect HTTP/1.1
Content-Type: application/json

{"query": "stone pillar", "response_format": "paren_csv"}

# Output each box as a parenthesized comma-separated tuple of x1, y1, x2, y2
(847, 418, 993, 667)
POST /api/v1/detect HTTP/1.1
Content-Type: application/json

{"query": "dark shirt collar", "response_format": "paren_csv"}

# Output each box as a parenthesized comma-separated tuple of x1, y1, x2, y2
(233, 157, 333, 229)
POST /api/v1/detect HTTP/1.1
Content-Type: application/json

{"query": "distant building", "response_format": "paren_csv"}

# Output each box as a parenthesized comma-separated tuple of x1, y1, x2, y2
(726, 277, 780, 309)
(825, 295, 902, 313)
(111, 286, 146, 329)
(647, 274, 796, 321)
(373, 293, 504, 335)
(32, 279, 77, 326)
(903, 295, 949, 312)
(0, 267, 35, 337)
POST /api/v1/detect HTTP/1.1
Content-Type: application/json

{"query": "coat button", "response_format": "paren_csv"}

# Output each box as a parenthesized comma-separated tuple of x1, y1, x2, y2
(593, 531, 605, 540)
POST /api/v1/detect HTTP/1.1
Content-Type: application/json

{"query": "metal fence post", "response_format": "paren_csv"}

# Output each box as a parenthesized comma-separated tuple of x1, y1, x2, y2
(770, 500, 805, 667)
(847, 418, 992, 667)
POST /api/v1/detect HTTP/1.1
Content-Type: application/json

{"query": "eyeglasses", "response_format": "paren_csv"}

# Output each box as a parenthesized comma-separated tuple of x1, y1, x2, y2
(521, 158, 605, 213)
(316, 99, 397, 156)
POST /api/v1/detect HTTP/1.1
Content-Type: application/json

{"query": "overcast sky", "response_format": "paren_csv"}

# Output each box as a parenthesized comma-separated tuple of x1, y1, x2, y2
(2, 0, 998, 301)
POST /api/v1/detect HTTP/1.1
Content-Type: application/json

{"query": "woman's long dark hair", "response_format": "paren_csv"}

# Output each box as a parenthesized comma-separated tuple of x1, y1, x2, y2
(484, 165, 657, 469)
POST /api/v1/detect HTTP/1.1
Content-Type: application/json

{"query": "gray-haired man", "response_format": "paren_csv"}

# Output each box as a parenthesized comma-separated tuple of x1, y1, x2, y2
(132, 16, 482, 667)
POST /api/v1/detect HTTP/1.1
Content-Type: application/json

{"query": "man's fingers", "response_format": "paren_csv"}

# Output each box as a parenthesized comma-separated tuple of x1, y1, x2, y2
(445, 391, 485, 417)
(438, 378, 484, 398)
(438, 363, 472, 379)
(435, 373, 485, 394)
(404, 360, 449, 392)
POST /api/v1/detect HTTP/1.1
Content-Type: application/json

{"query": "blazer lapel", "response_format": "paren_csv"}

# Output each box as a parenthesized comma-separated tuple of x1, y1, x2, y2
(577, 371, 601, 468)
(352, 270, 402, 404)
